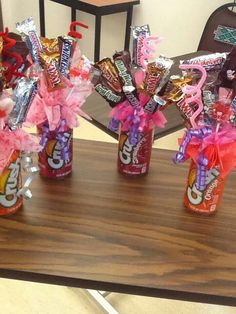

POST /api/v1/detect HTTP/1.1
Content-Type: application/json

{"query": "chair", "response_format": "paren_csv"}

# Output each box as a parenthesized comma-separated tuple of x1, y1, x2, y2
(198, 2, 236, 53)
(39, 0, 140, 62)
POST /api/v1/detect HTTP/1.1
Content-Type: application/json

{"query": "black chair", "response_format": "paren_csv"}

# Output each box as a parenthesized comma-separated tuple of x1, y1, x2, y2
(198, 2, 236, 53)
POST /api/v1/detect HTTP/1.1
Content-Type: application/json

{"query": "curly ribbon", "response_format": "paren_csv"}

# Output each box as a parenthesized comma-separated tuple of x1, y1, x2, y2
(140, 36, 162, 69)
(197, 154, 209, 191)
(40, 119, 71, 161)
(174, 126, 212, 191)
(40, 122, 50, 149)
(17, 152, 39, 200)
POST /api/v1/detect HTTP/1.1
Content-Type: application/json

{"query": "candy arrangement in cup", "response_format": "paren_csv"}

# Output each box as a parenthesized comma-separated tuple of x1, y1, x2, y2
(168, 49, 236, 214)
(91, 25, 173, 176)
(17, 18, 93, 179)
(0, 29, 41, 215)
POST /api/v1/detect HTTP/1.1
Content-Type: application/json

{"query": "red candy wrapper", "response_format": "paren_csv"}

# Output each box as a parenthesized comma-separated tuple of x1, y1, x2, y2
(38, 125, 73, 179)
(0, 150, 23, 216)
(184, 160, 226, 215)
(117, 128, 153, 176)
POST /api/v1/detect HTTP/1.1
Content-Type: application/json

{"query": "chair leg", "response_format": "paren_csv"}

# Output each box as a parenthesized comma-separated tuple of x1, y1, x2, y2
(39, 0, 45, 37)
(86, 289, 119, 314)
(94, 14, 102, 62)
(124, 6, 133, 51)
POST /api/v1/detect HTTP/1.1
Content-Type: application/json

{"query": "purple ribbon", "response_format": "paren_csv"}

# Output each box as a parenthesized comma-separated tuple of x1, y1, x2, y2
(128, 113, 141, 145)
(108, 117, 120, 132)
(56, 119, 71, 162)
(196, 154, 209, 191)
(40, 123, 50, 149)
(174, 126, 213, 191)
(40, 119, 71, 161)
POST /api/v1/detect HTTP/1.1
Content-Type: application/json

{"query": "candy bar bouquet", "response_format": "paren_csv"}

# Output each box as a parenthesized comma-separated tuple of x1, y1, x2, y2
(0, 29, 41, 216)
(17, 18, 93, 179)
(91, 25, 173, 176)
(169, 49, 236, 214)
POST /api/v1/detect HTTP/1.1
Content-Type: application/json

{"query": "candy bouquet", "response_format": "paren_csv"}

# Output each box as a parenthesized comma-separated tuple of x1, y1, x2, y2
(168, 49, 236, 214)
(91, 25, 173, 176)
(17, 18, 93, 179)
(0, 29, 41, 216)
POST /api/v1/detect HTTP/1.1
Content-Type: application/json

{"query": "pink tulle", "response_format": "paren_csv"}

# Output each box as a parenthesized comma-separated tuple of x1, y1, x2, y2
(110, 92, 167, 131)
(0, 128, 41, 174)
(0, 91, 15, 130)
(26, 73, 93, 130)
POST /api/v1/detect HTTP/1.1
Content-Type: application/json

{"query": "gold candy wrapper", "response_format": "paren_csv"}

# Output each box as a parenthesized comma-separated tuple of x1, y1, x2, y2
(40, 52, 65, 92)
(96, 58, 122, 93)
(40, 37, 59, 55)
(165, 75, 193, 102)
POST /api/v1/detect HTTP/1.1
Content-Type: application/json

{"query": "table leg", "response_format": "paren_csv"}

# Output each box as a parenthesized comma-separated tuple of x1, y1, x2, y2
(39, 0, 45, 37)
(124, 5, 133, 50)
(71, 7, 76, 22)
(86, 290, 118, 314)
(95, 14, 101, 62)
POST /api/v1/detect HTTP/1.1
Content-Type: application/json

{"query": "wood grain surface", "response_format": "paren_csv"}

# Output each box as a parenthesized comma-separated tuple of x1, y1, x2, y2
(84, 51, 211, 140)
(0, 140, 236, 306)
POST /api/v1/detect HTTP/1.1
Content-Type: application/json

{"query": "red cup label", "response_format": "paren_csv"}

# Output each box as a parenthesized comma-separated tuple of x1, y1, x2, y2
(38, 128, 73, 178)
(184, 160, 225, 214)
(118, 129, 153, 175)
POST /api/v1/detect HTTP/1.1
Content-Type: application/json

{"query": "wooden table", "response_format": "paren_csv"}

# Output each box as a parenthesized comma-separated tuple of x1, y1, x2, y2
(1, 139, 236, 307)
(84, 50, 211, 140)
(39, 0, 140, 61)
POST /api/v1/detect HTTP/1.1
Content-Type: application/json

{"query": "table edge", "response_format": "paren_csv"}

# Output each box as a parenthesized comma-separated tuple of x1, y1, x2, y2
(0, 268, 235, 307)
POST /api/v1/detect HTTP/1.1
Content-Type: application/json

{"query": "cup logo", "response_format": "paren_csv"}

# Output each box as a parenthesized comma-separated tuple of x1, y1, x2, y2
(119, 135, 133, 165)
(0, 157, 20, 208)
(187, 167, 219, 205)
(47, 132, 71, 170)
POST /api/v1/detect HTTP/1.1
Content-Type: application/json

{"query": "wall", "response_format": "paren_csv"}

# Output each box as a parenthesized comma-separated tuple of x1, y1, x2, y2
(1, 0, 231, 60)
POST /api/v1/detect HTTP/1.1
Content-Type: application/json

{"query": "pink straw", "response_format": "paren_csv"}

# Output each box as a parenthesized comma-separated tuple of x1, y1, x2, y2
(179, 64, 207, 128)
